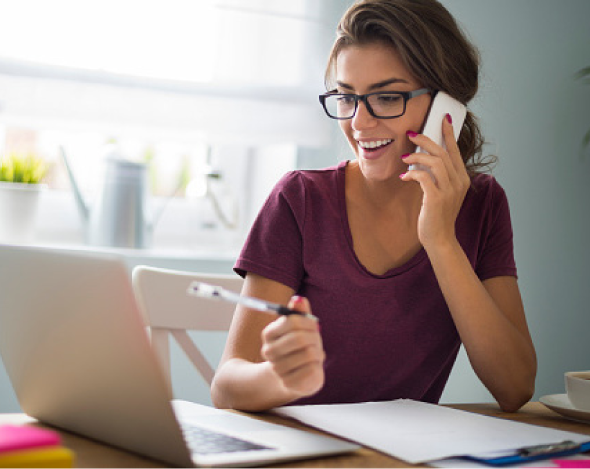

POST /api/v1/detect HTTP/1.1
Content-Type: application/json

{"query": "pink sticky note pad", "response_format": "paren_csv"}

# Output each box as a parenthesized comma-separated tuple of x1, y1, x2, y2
(0, 425, 61, 453)
(551, 460, 590, 468)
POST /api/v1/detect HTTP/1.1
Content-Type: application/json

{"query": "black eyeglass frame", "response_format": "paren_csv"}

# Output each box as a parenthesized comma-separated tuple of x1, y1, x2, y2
(319, 87, 432, 120)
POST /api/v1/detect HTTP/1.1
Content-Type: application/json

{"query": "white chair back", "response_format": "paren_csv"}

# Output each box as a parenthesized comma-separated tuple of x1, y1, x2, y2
(131, 265, 242, 394)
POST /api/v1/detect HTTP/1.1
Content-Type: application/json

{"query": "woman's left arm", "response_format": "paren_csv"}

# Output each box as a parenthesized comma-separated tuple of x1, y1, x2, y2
(427, 242, 536, 412)
(402, 117, 537, 412)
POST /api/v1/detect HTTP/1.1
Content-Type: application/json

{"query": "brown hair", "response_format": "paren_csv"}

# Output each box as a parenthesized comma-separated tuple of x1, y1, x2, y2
(326, 0, 495, 173)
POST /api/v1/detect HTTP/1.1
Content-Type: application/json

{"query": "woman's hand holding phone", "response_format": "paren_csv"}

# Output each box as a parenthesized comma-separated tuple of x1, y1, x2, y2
(401, 114, 470, 251)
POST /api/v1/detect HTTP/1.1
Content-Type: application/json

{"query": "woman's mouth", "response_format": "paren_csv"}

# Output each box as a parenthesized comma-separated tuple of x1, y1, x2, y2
(357, 139, 393, 159)
(357, 139, 392, 150)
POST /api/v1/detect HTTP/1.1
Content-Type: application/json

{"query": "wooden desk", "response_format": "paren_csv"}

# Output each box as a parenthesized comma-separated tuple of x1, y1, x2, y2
(1, 402, 589, 468)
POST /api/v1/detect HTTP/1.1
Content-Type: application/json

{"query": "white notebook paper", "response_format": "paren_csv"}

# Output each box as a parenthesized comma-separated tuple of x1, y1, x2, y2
(273, 399, 590, 464)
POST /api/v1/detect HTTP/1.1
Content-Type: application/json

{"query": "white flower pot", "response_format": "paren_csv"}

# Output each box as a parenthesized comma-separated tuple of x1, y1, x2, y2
(0, 182, 47, 244)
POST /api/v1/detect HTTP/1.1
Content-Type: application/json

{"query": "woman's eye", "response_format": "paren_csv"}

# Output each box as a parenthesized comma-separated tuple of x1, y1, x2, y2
(377, 94, 402, 104)
(336, 95, 356, 105)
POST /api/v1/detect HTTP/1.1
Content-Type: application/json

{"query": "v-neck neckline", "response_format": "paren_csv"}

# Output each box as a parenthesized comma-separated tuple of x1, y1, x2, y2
(336, 160, 428, 278)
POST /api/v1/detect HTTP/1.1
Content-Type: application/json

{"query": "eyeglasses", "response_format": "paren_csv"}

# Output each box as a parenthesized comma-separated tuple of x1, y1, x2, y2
(319, 88, 431, 120)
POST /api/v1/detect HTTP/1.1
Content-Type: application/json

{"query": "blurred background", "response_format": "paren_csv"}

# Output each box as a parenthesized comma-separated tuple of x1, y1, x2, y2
(0, 0, 589, 411)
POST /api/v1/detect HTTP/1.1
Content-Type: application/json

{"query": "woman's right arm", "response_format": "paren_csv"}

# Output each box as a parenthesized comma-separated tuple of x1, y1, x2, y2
(210, 273, 325, 411)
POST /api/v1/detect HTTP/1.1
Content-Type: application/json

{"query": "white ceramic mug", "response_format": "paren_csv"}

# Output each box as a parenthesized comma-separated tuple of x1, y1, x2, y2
(565, 371, 590, 411)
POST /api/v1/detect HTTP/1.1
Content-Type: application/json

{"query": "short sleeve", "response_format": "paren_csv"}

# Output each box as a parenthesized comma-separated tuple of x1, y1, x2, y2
(475, 180, 518, 280)
(234, 171, 306, 291)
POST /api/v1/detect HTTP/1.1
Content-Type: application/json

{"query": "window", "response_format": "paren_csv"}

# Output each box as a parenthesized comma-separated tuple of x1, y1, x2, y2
(0, 0, 334, 251)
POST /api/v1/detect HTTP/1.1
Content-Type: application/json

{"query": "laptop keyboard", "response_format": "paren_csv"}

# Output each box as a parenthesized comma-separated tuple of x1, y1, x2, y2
(181, 423, 272, 455)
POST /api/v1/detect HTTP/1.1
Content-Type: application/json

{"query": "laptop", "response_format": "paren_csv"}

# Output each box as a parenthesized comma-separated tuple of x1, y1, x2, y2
(0, 244, 359, 467)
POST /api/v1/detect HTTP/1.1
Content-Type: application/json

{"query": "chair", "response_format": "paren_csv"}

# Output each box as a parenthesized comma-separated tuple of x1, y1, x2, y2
(131, 265, 243, 394)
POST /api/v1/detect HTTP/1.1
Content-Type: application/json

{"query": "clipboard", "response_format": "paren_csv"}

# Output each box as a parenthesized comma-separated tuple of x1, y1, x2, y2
(463, 440, 590, 466)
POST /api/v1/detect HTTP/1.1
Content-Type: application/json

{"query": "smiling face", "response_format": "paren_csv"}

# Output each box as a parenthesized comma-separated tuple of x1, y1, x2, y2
(335, 42, 432, 182)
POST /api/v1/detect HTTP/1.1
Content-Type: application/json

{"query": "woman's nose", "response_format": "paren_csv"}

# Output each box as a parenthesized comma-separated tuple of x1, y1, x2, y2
(351, 101, 378, 130)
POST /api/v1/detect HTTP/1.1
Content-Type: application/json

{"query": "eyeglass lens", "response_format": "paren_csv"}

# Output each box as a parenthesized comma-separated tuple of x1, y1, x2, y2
(324, 93, 405, 118)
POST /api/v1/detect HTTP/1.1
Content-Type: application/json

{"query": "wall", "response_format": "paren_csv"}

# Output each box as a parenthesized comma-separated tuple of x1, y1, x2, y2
(437, 0, 590, 403)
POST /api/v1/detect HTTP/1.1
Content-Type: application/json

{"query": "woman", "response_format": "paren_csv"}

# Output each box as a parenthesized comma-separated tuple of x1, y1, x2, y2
(211, 0, 536, 413)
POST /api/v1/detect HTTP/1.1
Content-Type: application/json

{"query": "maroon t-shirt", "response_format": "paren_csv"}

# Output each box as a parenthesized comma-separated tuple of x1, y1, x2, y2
(235, 160, 517, 405)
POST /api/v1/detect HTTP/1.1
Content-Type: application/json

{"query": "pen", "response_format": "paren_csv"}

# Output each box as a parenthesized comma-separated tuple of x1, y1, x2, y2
(186, 281, 318, 321)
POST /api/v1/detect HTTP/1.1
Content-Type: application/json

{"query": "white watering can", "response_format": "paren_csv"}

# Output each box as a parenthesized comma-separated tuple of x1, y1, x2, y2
(61, 146, 166, 249)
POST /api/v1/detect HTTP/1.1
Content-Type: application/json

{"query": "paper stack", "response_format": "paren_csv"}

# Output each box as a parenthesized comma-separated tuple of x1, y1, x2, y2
(0, 425, 74, 468)
(274, 399, 590, 466)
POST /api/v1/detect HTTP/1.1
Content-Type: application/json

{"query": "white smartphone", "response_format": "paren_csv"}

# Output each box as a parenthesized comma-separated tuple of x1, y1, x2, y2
(409, 91, 467, 176)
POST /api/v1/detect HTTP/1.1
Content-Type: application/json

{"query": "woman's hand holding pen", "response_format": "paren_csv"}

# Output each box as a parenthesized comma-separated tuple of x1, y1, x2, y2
(400, 115, 470, 252)
(261, 296, 325, 399)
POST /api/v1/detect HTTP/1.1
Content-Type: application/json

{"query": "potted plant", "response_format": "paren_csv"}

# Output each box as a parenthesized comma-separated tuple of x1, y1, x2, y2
(0, 153, 48, 244)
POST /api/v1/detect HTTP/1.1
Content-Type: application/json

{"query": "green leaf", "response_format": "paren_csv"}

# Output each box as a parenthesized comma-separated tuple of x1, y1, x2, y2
(0, 154, 47, 184)
(575, 66, 590, 85)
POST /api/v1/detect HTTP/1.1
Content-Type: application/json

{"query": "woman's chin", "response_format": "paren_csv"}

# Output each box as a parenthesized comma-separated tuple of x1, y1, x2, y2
(357, 159, 402, 182)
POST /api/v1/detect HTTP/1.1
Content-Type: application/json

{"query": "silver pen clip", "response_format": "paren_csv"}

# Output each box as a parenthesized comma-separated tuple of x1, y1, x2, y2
(518, 440, 580, 457)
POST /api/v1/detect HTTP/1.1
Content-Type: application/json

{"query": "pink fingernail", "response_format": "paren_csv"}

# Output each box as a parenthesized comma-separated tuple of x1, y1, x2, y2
(400, 153, 410, 159)
(399, 172, 406, 179)
(406, 131, 418, 138)
(446, 113, 452, 124)
(292, 296, 304, 305)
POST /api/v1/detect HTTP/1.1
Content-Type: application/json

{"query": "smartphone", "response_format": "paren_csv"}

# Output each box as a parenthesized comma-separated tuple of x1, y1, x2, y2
(408, 91, 467, 177)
